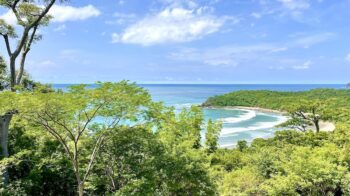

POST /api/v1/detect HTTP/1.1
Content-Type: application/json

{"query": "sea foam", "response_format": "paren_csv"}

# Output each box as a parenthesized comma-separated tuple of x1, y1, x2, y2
(220, 115, 287, 136)
(218, 109, 256, 124)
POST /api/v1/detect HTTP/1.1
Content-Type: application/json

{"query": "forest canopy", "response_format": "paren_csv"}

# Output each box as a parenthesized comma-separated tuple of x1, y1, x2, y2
(1, 86, 350, 195)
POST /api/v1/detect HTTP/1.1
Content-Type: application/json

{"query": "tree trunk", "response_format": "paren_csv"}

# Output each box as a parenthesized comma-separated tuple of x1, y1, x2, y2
(0, 113, 12, 185)
(16, 50, 27, 85)
(78, 182, 84, 196)
(314, 120, 320, 133)
(9, 58, 16, 90)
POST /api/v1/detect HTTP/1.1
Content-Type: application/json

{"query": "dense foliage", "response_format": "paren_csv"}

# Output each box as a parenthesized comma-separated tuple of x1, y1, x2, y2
(1, 81, 350, 196)
(1, 86, 350, 195)
(203, 88, 350, 195)
(0, 82, 220, 195)
(204, 89, 350, 122)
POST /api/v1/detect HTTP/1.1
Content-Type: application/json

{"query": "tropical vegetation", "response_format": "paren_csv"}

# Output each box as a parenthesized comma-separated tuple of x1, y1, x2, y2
(1, 0, 350, 195)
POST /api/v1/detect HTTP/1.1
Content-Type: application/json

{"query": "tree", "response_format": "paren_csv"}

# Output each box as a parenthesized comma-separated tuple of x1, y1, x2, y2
(0, 91, 18, 184)
(205, 119, 221, 154)
(278, 115, 312, 132)
(0, 0, 66, 186)
(91, 126, 170, 195)
(18, 82, 153, 196)
(0, 56, 9, 90)
(0, 0, 65, 89)
(220, 167, 263, 196)
(283, 100, 330, 133)
(152, 106, 217, 194)
(237, 140, 248, 152)
(261, 145, 347, 195)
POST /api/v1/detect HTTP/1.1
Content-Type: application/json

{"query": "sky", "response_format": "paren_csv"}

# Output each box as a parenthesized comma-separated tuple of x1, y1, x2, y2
(1, 0, 350, 84)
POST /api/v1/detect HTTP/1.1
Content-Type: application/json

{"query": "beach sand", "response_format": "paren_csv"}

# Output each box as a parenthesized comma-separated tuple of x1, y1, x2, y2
(310, 121, 336, 132)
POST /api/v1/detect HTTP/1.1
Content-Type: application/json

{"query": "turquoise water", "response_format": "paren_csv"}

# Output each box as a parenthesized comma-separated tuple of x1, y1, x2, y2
(54, 84, 345, 147)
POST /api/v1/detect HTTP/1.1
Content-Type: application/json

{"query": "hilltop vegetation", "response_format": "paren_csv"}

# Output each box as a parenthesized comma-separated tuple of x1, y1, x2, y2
(2, 86, 350, 195)
(203, 88, 350, 195)
(1, 0, 350, 195)
(204, 89, 350, 122)
(0, 82, 221, 195)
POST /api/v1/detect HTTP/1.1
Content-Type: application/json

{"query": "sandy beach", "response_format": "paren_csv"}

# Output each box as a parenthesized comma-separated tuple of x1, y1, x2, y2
(310, 121, 336, 132)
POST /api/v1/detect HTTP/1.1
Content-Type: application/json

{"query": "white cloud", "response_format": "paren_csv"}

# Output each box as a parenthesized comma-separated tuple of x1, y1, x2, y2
(292, 60, 312, 70)
(112, 7, 232, 45)
(257, 0, 312, 22)
(345, 54, 350, 62)
(0, 10, 17, 26)
(170, 44, 287, 67)
(291, 32, 334, 48)
(277, 0, 310, 11)
(158, 0, 198, 9)
(50, 5, 100, 22)
(278, 0, 310, 22)
(0, 4, 100, 25)
(168, 32, 331, 68)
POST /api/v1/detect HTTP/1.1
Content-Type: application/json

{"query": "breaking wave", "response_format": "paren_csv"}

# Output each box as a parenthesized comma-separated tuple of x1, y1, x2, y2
(218, 109, 256, 124)
(220, 116, 287, 136)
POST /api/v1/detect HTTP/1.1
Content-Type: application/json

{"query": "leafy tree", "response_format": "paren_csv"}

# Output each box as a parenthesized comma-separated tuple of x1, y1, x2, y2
(90, 127, 167, 194)
(261, 145, 348, 195)
(153, 106, 217, 195)
(157, 106, 204, 150)
(0, 0, 67, 185)
(237, 140, 248, 152)
(278, 115, 312, 132)
(220, 167, 263, 196)
(204, 89, 350, 122)
(283, 100, 330, 132)
(0, 56, 9, 90)
(0, 91, 18, 184)
(0, 0, 67, 89)
(205, 119, 221, 154)
(16, 82, 153, 196)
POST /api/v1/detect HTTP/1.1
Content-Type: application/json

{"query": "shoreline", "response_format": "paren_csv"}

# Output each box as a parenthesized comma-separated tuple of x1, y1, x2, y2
(203, 105, 287, 115)
(204, 105, 336, 132)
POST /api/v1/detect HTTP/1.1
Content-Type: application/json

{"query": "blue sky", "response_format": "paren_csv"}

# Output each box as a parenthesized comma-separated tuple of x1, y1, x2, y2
(1, 0, 350, 84)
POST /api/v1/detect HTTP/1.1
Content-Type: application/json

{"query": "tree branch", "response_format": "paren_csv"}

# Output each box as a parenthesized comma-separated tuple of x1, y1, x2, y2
(2, 34, 12, 56)
(33, 115, 73, 161)
(82, 134, 106, 183)
(11, 0, 24, 25)
(77, 103, 105, 141)
(43, 110, 75, 141)
(30, 0, 56, 29)
(16, 25, 38, 84)
(12, 0, 56, 62)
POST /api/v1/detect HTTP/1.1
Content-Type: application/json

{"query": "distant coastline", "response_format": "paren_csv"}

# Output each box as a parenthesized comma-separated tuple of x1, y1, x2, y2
(203, 105, 287, 115)
(204, 106, 335, 132)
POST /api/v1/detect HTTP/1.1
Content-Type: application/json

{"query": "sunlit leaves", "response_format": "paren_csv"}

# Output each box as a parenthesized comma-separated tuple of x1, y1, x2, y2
(0, 19, 17, 37)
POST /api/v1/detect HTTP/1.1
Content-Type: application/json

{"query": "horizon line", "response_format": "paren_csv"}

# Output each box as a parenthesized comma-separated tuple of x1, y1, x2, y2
(50, 83, 347, 85)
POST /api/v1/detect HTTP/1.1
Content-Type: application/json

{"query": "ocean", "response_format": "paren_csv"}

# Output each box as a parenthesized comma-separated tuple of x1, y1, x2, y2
(54, 84, 346, 147)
